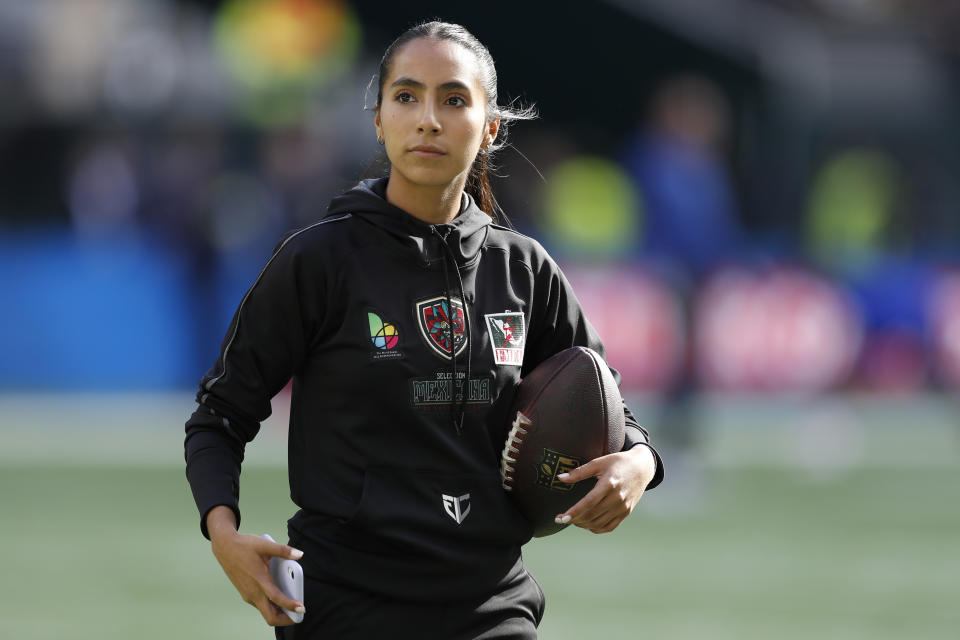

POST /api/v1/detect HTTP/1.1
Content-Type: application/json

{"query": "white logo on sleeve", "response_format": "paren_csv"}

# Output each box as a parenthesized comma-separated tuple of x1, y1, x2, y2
(442, 493, 471, 524)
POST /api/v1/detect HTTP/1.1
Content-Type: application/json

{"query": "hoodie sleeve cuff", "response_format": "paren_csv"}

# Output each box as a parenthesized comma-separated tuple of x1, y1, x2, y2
(186, 447, 242, 539)
(623, 426, 664, 490)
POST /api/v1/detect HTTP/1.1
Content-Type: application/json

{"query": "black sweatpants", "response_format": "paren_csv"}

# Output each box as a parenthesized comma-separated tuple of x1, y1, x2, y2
(273, 564, 545, 639)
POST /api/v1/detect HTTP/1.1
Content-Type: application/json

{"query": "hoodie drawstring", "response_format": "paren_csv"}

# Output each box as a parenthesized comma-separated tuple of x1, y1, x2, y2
(431, 225, 472, 435)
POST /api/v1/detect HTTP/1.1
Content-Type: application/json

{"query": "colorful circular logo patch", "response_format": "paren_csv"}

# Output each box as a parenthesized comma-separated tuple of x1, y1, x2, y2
(368, 312, 399, 350)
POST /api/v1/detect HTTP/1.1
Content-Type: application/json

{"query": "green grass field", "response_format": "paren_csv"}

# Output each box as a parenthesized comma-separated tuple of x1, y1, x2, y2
(1, 394, 957, 639)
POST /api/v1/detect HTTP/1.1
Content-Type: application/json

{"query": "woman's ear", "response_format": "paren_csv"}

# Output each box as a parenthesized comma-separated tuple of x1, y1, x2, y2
(374, 112, 383, 142)
(483, 118, 500, 149)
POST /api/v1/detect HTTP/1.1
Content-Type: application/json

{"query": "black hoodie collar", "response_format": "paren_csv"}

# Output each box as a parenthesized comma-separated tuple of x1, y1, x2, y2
(325, 178, 491, 266)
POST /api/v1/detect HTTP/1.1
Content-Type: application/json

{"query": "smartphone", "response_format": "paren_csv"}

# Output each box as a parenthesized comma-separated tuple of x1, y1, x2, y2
(262, 534, 304, 623)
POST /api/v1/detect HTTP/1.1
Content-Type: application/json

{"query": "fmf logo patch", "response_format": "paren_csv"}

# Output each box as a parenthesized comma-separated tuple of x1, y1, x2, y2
(367, 311, 403, 361)
(484, 312, 526, 366)
(536, 448, 581, 492)
(442, 493, 471, 524)
(417, 297, 467, 359)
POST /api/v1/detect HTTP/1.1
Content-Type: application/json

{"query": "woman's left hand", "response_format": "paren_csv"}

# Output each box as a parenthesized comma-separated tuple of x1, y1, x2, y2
(554, 445, 657, 534)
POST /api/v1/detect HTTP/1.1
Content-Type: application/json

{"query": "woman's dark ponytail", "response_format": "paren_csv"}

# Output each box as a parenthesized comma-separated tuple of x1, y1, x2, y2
(465, 151, 497, 221)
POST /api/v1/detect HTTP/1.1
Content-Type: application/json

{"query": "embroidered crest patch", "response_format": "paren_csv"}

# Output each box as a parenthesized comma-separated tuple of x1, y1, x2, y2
(536, 448, 581, 492)
(416, 296, 467, 359)
(484, 312, 526, 366)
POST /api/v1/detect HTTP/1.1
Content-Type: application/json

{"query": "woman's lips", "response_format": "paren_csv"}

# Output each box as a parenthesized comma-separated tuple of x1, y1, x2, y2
(410, 146, 445, 157)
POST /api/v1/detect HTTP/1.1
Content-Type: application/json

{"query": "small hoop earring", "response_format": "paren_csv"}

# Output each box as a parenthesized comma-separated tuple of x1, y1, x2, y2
(377, 136, 384, 145)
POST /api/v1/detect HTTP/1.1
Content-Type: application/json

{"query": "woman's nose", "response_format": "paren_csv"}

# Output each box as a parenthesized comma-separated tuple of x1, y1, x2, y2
(417, 101, 441, 134)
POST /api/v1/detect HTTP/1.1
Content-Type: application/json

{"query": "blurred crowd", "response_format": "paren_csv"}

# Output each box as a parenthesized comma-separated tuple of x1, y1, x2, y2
(2, 0, 960, 395)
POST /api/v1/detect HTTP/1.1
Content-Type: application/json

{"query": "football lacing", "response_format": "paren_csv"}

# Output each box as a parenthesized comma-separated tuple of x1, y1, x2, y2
(500, 411, 532, 490)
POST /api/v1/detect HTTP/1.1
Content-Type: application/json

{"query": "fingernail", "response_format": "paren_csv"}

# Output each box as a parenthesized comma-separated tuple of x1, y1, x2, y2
(290, 549, 304, 560)
(557, 473, 570, 480)
(555, 515, 572, 524)
(294, 605, 306, 614)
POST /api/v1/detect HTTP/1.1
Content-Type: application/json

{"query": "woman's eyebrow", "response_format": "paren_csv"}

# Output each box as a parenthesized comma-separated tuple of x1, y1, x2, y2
(390, 77, 472, 94)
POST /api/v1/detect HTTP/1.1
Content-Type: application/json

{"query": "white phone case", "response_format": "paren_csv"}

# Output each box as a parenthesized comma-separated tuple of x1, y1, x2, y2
(262, 534, 304, 623)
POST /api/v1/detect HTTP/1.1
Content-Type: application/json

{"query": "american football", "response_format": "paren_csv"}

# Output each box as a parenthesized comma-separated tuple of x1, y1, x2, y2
(501, 346, 625, 537)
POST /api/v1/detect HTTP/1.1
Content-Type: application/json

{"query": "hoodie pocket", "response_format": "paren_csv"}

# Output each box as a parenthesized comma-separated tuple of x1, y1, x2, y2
(344, 466, 533, 563)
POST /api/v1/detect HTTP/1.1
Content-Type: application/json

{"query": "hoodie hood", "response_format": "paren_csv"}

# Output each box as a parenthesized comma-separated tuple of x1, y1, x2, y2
(326, 177, 491, 267)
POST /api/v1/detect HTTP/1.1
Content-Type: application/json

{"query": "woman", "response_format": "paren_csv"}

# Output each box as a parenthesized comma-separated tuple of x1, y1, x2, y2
(185, 21, 663, 639)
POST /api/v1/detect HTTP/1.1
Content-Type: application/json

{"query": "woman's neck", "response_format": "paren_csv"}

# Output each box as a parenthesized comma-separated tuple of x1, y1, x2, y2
(385, 171, 465, 225)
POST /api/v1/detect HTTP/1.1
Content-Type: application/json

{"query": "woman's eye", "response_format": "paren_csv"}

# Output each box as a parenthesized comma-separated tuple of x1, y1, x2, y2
(447, 96, 466, 107)
(395, 91, 415, 103)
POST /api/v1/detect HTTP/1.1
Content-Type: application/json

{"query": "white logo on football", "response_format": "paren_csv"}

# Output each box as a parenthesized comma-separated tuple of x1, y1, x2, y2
(442, 493, 471, 524)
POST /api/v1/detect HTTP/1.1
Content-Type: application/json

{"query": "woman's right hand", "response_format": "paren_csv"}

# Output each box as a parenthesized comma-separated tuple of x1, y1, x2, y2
(206, 505, 306, 627)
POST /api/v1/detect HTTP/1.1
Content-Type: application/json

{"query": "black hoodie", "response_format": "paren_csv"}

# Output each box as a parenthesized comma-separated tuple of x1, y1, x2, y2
(184, 178, 663, 602)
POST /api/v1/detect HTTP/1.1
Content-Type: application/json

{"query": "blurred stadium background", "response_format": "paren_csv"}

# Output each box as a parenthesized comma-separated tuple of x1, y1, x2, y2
(1, 0, 958, 638)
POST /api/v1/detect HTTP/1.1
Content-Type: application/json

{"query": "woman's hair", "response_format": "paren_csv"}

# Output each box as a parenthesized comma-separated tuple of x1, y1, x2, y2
(374, 20, 536, 221)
